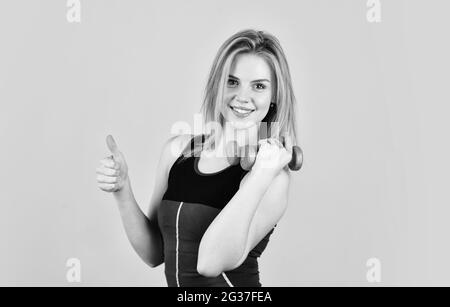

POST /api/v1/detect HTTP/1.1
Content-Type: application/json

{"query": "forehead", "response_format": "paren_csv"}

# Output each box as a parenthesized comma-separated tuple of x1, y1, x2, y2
(229, 53, 272, 81)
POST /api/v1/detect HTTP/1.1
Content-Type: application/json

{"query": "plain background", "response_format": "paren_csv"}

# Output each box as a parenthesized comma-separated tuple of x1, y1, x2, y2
(1, 0, 449, 286)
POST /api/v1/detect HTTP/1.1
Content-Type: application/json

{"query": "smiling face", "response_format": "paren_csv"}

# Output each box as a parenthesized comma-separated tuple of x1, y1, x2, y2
(221, 53, 274, 130)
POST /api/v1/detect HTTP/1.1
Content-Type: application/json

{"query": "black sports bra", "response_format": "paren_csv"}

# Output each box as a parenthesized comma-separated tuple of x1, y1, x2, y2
(162, 134, 249, 209)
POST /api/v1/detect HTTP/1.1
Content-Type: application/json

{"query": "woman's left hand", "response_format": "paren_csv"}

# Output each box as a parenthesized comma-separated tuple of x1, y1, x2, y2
(252, 138, 292, 178)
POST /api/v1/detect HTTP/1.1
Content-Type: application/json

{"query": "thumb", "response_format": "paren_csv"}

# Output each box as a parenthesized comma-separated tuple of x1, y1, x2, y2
(106, 135, 120, 158)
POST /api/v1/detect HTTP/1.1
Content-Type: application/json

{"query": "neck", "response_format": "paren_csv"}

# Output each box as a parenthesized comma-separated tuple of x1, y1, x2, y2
(208, 122, 260, 159)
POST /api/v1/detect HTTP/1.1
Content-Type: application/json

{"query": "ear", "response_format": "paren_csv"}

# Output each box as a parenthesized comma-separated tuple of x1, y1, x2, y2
(261, 103, 276, 122)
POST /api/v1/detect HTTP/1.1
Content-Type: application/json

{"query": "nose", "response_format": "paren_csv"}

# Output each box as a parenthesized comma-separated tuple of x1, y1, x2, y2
(236, 96, 249, 104)
(236, 87, 252, 103)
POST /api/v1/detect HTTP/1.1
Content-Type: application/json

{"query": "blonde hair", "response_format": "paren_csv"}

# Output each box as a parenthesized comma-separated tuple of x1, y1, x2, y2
(181, 29, 299, 159)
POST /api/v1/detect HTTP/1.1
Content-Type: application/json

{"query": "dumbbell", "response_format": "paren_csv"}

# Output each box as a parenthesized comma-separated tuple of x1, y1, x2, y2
(225, 136, 303, 171)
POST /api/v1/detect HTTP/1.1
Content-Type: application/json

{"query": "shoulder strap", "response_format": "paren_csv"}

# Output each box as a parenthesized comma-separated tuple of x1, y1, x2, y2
(180, 134, 204, 157)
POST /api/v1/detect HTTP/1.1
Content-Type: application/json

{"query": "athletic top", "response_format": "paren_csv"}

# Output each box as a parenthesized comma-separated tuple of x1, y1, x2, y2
(157, 134, 275, 287)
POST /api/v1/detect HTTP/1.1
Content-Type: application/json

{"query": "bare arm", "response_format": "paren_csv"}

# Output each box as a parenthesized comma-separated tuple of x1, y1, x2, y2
(197, 139, 291, 277)
(112, 177, 164, 268)
(97, 134, 192, 267)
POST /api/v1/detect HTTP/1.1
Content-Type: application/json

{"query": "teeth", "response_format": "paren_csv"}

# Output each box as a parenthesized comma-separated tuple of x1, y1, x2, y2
(235, 108, 250, 114)
(231, 106, 253, 114)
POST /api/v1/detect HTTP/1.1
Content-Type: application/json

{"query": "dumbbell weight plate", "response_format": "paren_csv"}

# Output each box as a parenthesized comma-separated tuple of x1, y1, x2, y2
(288, 146, 303, 171)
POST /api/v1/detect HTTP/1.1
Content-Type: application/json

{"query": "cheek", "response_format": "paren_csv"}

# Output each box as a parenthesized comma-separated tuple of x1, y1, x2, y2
(220, 98, 233, 120)
(220, 90, 236, 116)
(223, 88, 235, 101)
(254, 92, 272, 110)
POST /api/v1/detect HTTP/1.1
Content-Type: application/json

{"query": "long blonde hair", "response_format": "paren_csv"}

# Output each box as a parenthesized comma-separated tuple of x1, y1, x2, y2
(181, 29, 299, 159)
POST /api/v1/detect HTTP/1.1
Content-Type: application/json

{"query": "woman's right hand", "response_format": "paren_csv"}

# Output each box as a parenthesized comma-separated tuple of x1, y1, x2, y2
(96, 135, 129, 193)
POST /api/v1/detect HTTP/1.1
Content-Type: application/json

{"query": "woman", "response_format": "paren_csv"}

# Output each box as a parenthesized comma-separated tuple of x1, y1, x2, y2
(96, 29, 300, 287)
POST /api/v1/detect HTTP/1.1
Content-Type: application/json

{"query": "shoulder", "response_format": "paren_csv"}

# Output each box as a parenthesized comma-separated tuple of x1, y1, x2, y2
(161, 133, 198, 158)
(154, 134, 191, 175)
(160, 133, 204, 166)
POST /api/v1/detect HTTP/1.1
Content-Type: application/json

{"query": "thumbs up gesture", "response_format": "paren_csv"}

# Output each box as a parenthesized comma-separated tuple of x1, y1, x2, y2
(96, 135, 129, 193)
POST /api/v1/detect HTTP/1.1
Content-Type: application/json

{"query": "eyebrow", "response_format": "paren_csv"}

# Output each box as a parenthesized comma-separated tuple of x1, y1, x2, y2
(229, 74, 271, 83)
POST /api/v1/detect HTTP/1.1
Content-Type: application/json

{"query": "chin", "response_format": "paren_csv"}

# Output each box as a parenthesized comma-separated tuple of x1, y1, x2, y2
(225, 115, 258, 130)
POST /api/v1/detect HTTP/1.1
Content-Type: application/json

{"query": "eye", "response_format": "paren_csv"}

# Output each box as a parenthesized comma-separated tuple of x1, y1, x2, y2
(254, 83, 267, 90)
(227, 79, 238, 87)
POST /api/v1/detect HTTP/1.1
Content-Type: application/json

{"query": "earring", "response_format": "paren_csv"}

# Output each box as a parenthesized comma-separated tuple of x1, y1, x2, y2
(270, 102, 276, 108)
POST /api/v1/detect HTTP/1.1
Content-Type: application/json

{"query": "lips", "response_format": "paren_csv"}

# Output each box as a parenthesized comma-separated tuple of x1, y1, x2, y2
(229, 105, 255, 118)
(230, 105, 254, 112)
(229, 105, 255, 115)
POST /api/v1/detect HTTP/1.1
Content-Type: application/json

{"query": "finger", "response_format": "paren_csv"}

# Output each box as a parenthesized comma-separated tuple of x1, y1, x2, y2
(100, 158, 117, 169)
(97, 174, 118, 184)
(98, 183, 117, 192)
(270, 138, 283, 148)
(106, 135, 120, 158)
(101, 157, 121, 170)
(96, 166, 119, 176)
(258, 140, 270, 151)
(258, 139, 269, 146)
